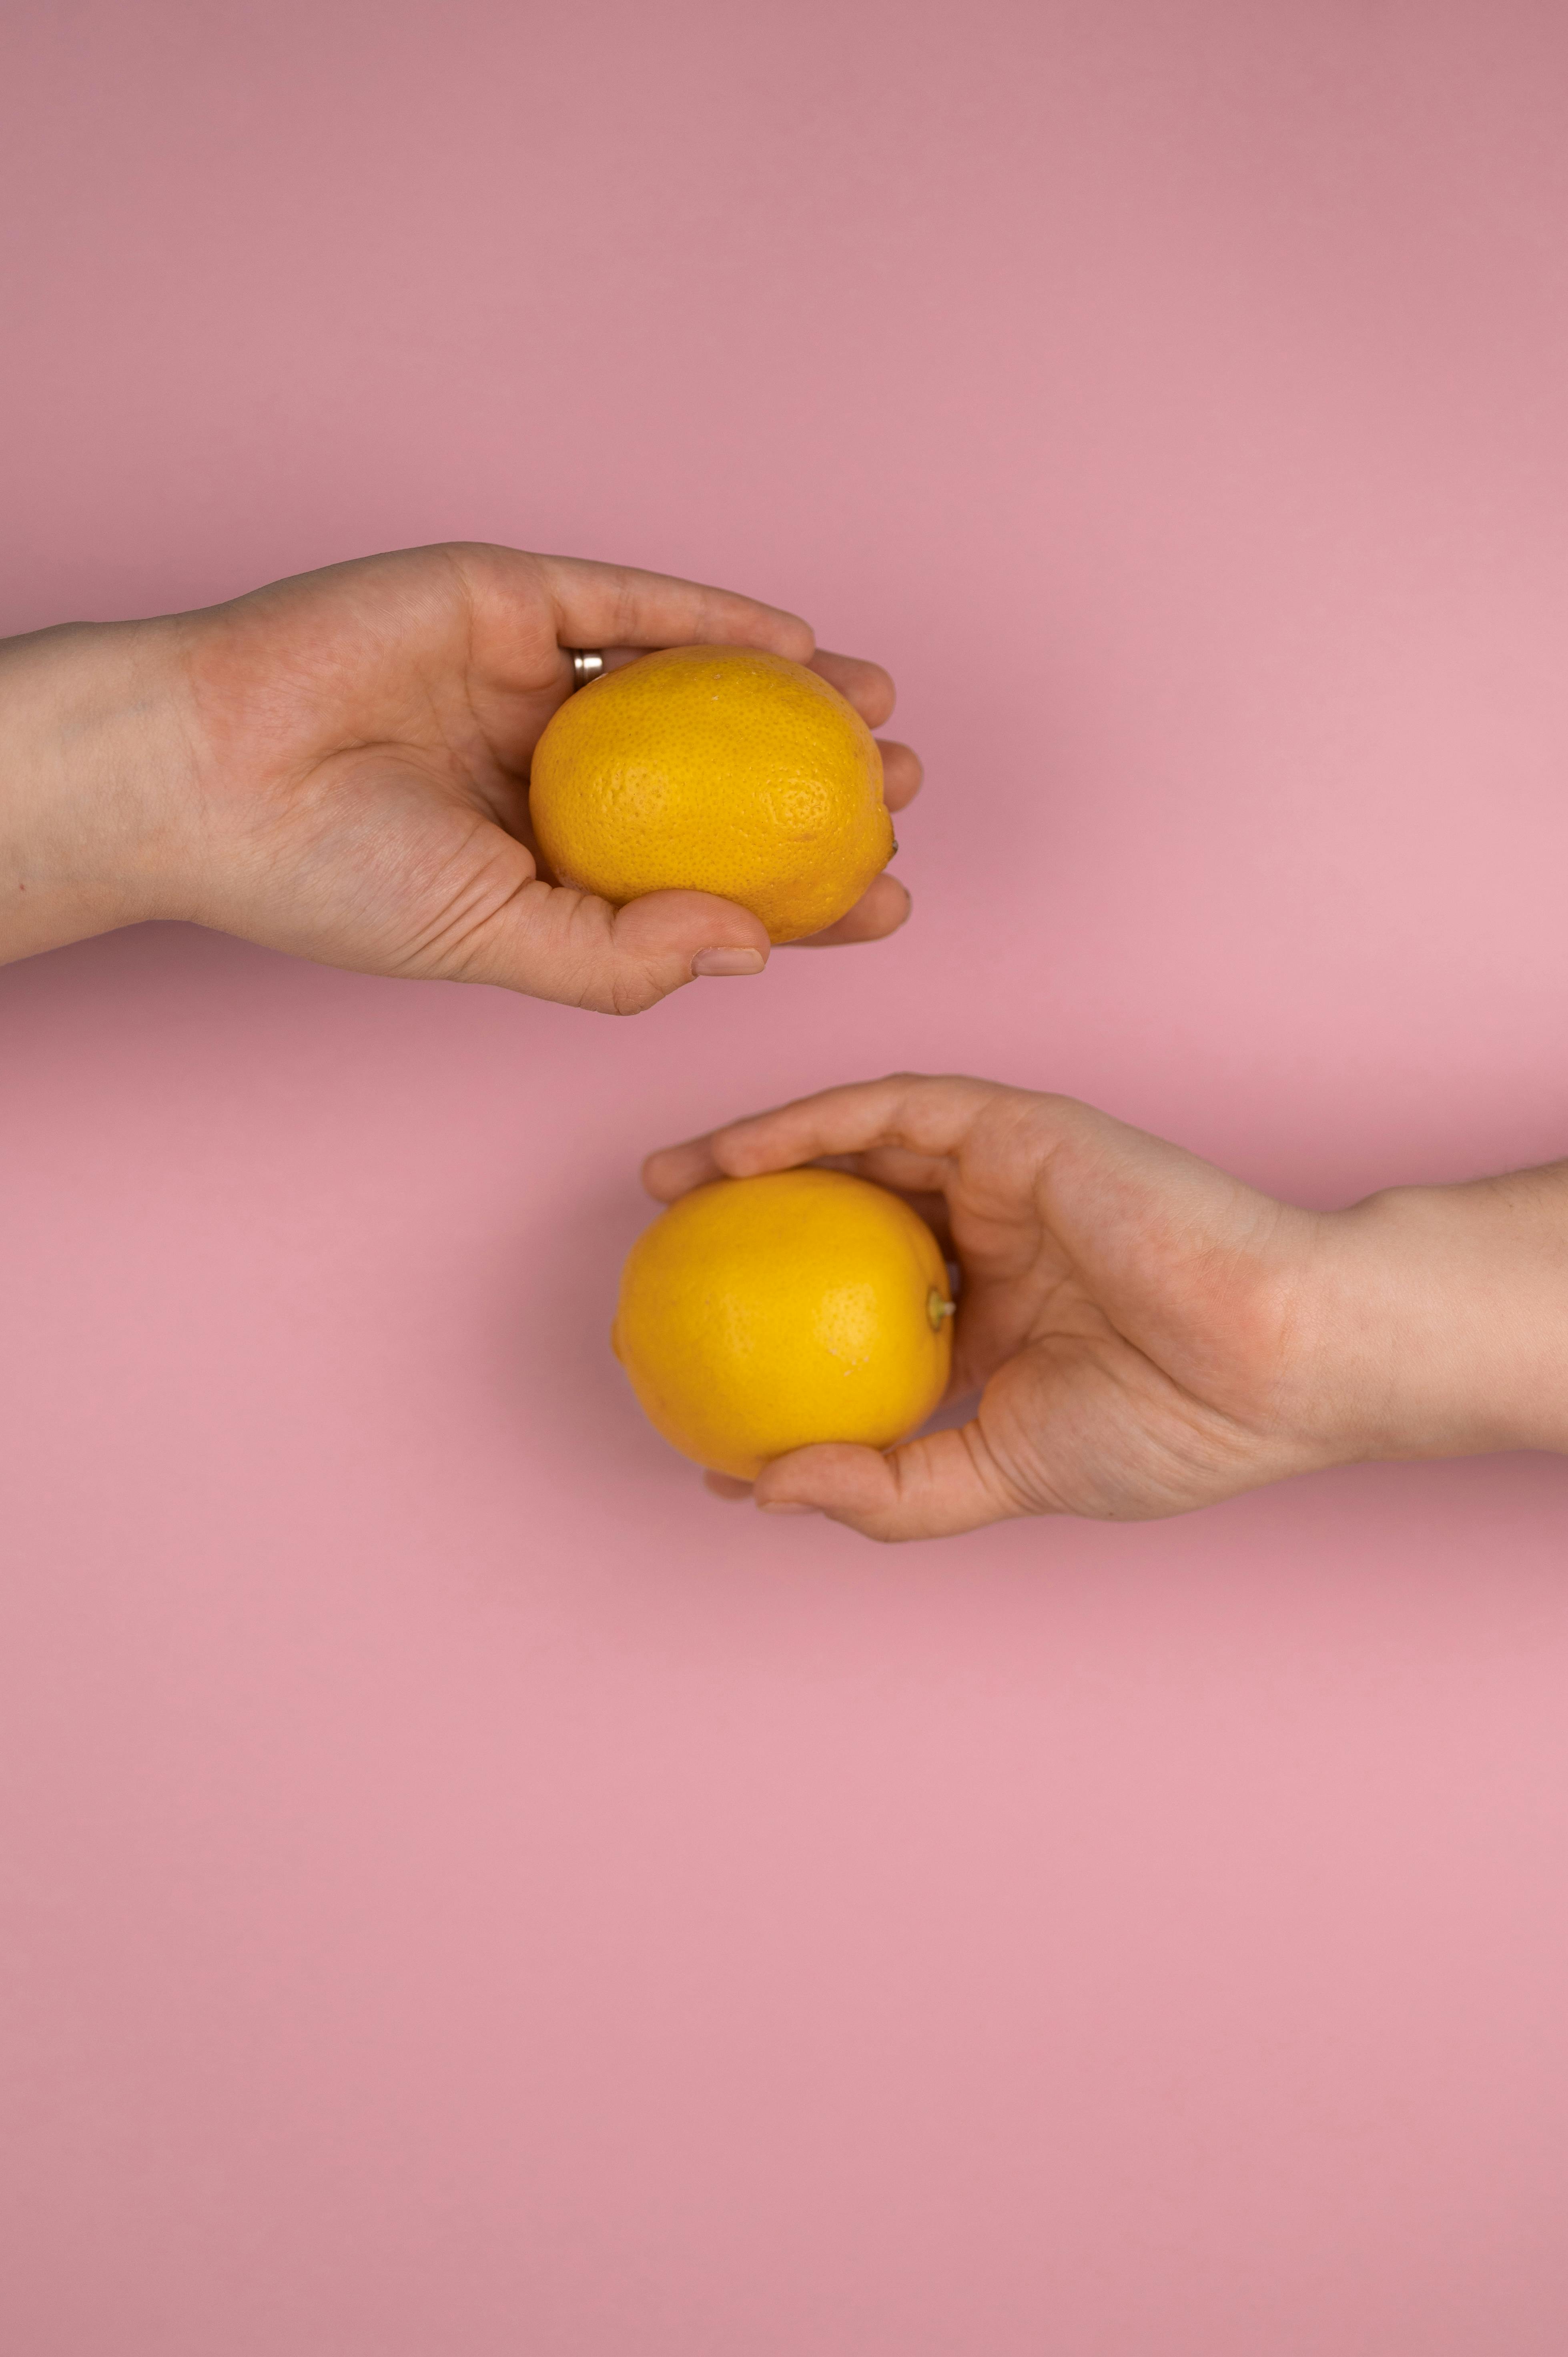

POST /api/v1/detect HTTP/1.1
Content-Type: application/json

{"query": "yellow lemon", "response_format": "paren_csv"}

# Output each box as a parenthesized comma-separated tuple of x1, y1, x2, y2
(529, 645, 894, 943)
(613, 1169, 954, 1480)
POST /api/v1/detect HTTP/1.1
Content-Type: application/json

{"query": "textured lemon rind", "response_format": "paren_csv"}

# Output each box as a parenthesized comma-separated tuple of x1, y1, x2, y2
(530, 646, 894, 943)
(613, 1169, 953, 1479)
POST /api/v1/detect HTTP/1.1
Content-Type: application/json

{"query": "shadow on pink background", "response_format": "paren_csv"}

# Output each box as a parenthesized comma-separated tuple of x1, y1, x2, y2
(4, 2, 1568, 2350)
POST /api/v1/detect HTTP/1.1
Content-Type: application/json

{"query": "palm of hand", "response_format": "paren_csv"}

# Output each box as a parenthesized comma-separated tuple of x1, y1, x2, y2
(883, 1100, 1321, 1527)
(948, 1152, 1313, 1525)
(170, 545, 560, 982)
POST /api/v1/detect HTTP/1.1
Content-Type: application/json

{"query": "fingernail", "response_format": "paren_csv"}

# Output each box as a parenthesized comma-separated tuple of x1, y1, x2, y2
(760, 1500, 819, 1515)
(692, 947, 766, 978)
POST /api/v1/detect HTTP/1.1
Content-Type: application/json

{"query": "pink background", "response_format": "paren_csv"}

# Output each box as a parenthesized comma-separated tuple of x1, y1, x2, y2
(5, 2, 1568, 2348)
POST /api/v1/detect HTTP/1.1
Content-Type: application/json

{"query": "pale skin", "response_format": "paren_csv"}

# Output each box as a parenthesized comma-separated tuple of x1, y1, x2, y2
(644, 1075, 1568, 1542)
(0, 543, 921, 1005)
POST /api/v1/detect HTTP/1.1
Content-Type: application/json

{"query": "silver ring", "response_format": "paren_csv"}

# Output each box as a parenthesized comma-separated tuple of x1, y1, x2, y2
(567, 648, 605, 692)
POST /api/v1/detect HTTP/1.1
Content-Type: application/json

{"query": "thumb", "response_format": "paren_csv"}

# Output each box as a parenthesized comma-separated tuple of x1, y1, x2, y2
(752, 1424, 1034, 1543)
(459, 879, 772, 1013)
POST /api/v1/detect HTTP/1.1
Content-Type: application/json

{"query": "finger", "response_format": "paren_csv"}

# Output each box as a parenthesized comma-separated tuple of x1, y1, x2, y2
(787, 873, 910, 948)
(824, 1146, 957, 1198)
(640, 1140, 956, 1228)
(752, 1424, 1033, 1542)
(703, 1472, 754, 1500)
(808, 650, 895, 727)
(642, 1133, 726, 1199)
(535, 553, 815, 664)
(456, 874, 772, 1015)
(642, 1123, 961, 1204)
(877, 740, 923, 812)
(640, 1075, 973, 1200)
(708, 1074, 1004, 1178)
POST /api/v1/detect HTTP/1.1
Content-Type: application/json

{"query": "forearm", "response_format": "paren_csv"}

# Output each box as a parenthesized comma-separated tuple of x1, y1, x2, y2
(1311, 1165, 1568, 1462)
(0, 619, 191, 962)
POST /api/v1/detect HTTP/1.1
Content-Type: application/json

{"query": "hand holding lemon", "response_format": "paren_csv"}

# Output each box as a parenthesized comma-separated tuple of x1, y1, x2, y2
(0, 544, 922, 1009)
(639, 1075, 1396, 1544)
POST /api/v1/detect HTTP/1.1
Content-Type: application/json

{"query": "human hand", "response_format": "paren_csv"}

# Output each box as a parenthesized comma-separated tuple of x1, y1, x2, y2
(643, 1074, 1568, 1539)
(0, 544, 921, 1009)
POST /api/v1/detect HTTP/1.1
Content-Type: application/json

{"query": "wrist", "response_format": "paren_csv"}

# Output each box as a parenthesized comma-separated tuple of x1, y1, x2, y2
(0, 618, 196, 962)
(1295, 1173, 1568, 1464)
